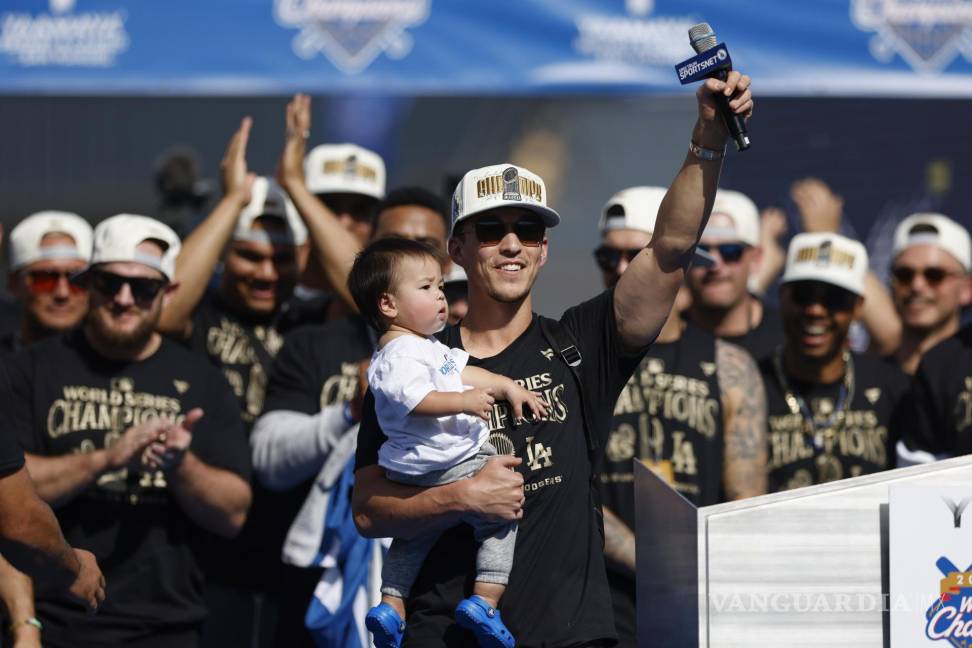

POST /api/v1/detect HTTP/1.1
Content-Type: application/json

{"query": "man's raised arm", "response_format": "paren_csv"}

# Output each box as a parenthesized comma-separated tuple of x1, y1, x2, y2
(614, 72, 753, 350)
(158, 118, 254, 338)
(276, 94, 363, 310)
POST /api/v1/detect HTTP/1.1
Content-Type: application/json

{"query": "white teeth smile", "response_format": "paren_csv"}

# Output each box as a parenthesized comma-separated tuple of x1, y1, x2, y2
(500, 264, 521, 271)
(804, 325, 826, 335)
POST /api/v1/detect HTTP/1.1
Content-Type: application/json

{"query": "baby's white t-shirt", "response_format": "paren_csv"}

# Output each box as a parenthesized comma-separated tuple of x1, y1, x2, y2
(368, 334, 489, 475)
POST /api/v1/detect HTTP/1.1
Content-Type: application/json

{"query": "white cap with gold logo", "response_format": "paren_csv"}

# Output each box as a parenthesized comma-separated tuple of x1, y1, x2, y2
(303, 143, 386, 199)
(451, 163, 560, 231)
(782, 232, 868, 296)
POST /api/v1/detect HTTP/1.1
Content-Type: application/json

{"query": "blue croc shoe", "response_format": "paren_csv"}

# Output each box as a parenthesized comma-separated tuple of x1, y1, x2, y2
(365, 602, 405, 648)
(454, 595, 515, 648)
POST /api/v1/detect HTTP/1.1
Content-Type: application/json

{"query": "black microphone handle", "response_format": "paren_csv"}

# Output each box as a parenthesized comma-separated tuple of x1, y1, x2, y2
(713, 69, 751, 152)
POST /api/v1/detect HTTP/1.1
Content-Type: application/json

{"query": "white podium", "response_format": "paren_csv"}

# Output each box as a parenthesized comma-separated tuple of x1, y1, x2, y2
(634, 455, 972, 647)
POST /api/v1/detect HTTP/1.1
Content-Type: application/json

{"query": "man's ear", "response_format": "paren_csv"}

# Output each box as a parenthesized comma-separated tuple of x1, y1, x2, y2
(747, 245, 765, 276)
(959, 275, 972, 307)
(378, 292, 397, 320)
(448, 236, 463, 267)
(161, 281, 180, 309)
(538, 236, 549, 268)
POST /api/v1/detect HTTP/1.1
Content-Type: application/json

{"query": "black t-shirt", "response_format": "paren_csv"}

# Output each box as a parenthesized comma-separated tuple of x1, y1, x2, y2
(903, 325, 972, 456)
(188, 290, 319, 427)
(758, 351, 908, 493)
(249, 315, 374, 584)
(723, 304, 784, 362)
(6, 330, 251, 642)
(0, 363, 25, 476)
(356, 290, 644, 648)
(598, 322, 724, 519)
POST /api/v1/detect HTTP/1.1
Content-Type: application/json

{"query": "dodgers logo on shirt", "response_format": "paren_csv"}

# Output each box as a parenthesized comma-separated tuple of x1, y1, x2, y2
(439, 354, 457, 376)
(273, 0, 431, 74)
(926, 556, 972, 644)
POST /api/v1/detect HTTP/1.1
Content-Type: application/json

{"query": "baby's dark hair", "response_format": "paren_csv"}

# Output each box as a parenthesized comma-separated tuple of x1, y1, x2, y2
(348, 237, 448, 332)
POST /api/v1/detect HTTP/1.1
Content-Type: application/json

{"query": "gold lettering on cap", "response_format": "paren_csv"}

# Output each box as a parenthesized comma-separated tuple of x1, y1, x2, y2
(795, 246, 856, 269)
(322, 160, 377, 180)
(476, 175, 542, 201)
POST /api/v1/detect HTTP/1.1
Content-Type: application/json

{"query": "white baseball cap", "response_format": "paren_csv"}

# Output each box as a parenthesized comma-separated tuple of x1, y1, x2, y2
(782, 232, 868, 296)
(598, 186, 668, 234)
(304, 143, 386, 199)
(89, 214, 181, 281)
(9, 211, 93, 271)
(598, 186, 715, 267)
(451, 163, 560, 231)
(701, 189, 760, 247)
(892, 213, 971, 272)
(234, 177, 308, 246)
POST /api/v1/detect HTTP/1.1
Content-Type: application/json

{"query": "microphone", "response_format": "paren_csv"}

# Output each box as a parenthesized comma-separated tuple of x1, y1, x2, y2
(688, 22, 750, 152)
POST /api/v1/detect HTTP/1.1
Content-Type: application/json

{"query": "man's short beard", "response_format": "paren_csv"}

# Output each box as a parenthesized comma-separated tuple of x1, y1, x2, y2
(85, 306, 158, 354)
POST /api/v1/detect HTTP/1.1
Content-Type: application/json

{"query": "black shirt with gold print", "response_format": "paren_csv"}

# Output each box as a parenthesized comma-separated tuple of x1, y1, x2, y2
(357, 290, 642, 648)
(6, 330, 250, 644)
(598, 322, 724, 518)
(904, 324, 972, 457)
(758, 351, 908, 493)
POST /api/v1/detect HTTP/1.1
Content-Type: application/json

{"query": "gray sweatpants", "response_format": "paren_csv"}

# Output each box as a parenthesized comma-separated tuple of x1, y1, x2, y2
(380, 442, 518, 599)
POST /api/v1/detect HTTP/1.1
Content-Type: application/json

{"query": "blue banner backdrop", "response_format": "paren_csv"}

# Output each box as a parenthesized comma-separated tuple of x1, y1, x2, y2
(2, 0, 972, 95)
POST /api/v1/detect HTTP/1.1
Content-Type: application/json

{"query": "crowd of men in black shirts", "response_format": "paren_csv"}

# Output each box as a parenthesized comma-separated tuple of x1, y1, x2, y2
(0, 79, 969, 648)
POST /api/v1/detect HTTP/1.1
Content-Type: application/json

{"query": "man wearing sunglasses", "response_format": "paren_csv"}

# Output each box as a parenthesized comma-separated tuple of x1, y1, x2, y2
(593, 186, 768, 646)
(887, 213, 971, 375)
(758, 233, 908, 492)
(4, 214, 252, 647)
(4, 211, 93, 352)
(249, 185, 451, 648)
(685, 189, 784, 362)
(353, 69, 753, 647)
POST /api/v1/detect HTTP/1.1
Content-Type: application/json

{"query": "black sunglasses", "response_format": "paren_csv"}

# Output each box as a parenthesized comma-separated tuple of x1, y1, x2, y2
(787, 281, 858, 311)
(472, 218, 545, 247)
(697, 243, 747, 263)
(88, 270, 168, 304)
(593, 246, 642, 272)
(891, 265, 957, 287)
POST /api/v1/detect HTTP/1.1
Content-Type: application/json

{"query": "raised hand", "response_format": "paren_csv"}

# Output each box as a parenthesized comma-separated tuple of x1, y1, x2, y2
(220, 116, 255, 204)
(277, 93, 311, 192)
(461, 388, 496, 422)
(790, 177, 843, 233)
(696, 70, 753, 139)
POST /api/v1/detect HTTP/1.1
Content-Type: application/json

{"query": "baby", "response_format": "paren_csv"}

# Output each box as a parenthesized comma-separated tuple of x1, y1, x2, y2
(348, 237, 547, 648)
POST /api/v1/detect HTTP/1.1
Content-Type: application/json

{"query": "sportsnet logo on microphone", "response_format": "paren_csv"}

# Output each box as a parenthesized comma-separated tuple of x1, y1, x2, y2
(926, 556, 972, 645)
(674, 43, 731, 84)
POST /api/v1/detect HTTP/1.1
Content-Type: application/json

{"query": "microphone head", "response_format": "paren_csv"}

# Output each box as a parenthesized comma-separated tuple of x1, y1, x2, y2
(689, 22, 718, 53)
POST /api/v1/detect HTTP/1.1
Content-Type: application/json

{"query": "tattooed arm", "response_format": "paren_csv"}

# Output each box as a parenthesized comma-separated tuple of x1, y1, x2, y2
(716, 340, 768, 500)
(602, 505, 637, 576)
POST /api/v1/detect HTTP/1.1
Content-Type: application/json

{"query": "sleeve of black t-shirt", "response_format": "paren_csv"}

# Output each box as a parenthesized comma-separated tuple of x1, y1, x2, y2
(901, 343, 957, 455)
(559, 288, 647, 446)
(190, 365, 253, 481)
(880, 359, 912, 466)
(262, 327, 324, 415)
(5, 349, 40, 454)
(354, 389, 384, 471)
(0, 361, 25, 476)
